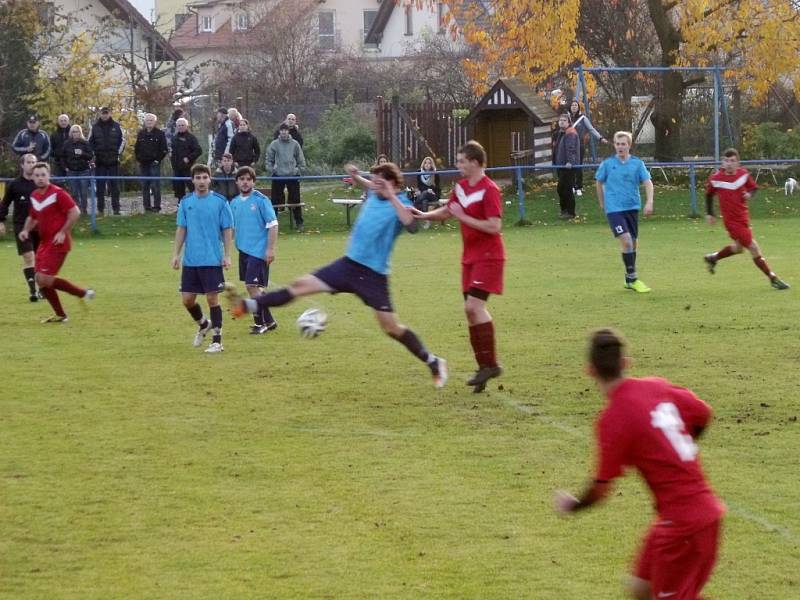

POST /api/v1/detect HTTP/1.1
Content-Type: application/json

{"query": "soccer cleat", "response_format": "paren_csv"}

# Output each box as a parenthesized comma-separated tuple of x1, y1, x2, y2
(81, 288, 96, 306)
(575, 189, 583, 197)
(625, 279, 652, 293)
(193, 319, 212, 347)
(224, 283, 248, 318)
(704, 254, 717, 274)
(263, 320, 278, 332)
(771, 277, 790, 290)
(204, 342, 224, 353)
(466, 365, 503, 387)
(430, 357, 448, 389)
(29, 293, 38, 303)
(41, 315, 68, 324)
(249, 324, 263, 335)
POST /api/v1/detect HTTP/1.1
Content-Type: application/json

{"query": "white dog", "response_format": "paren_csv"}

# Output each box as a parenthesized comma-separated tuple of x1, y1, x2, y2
(785, 177, 797, 195)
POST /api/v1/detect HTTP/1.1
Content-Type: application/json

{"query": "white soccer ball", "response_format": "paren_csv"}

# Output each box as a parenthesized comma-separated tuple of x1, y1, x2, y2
(296, 308, 328, 338)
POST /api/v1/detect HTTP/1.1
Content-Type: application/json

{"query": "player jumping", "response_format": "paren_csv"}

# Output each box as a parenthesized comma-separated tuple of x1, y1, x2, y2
(555, 328, 725, 600)
(17, 162, 94, 322)
(704, 148, 789, 290)
(412, 141, 505, 393)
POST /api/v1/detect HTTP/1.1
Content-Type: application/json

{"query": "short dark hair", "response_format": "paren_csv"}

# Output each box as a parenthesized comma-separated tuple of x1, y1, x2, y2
(235, 166, 256, 180)
(588, 328, 626, 381)
(217, 107, 228, 115)
(191, 164, 211, 178)
(370, 162, 404, 188)
(723, 147, 740, 159)
(458, 140, 487, 166)
(222, 152, 233, 160)
(32, 161, 50, 172)
(278, 123, 290, 132)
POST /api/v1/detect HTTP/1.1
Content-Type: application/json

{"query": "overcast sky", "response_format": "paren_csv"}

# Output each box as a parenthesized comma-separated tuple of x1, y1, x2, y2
(130, 0, 155, 20)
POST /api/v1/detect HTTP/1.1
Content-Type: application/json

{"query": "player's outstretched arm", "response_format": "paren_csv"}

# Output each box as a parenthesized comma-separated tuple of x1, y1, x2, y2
(345, 164, 376, 191)
(596, 181, 605, 212)
(171, 226, 186, 269)
(411, 205, 451, 221)
(554, 480, 611, 515)
(449, 202, 501, 234)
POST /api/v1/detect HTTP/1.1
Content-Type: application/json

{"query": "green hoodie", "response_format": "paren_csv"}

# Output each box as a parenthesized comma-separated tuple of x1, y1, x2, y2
(266, 137, 306, 176)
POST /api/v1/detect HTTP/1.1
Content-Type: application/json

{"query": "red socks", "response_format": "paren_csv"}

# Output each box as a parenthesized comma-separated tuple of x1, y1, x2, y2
(52, 277, 86, 298)
(469, 321, 498, 368)
(753, 256, 775, 279)
(40, 288, 66, 317)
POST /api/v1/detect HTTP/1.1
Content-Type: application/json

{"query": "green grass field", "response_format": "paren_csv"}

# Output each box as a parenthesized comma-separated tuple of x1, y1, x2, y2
(2, 183, 799, 599)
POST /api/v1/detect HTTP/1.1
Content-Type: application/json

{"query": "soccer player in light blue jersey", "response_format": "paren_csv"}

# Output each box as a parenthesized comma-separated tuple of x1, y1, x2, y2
(227, 161, 448, 388)
(171, 164, 234, 353)
(595, 131, 654, 293)
(230, 166, 279, 334)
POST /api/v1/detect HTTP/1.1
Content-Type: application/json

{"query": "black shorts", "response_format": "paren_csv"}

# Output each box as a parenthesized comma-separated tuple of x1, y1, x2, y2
(14, 226, 39, 255)
(180, 266, 225, 295)
(607, 210, 639, 240)
(238, 252, 269, 287)
(313, 256, 393, 312)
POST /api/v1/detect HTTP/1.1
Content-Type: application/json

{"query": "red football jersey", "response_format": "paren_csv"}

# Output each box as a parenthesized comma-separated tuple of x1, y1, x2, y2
(29, 184, 77, 251)
(706, 167, 757, 225)
(595, 377, 725, 530)
(448, 175, 506, 264)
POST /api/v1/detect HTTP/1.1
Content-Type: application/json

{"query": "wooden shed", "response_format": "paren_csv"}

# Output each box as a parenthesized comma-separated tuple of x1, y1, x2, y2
(462, 78, 559, 168)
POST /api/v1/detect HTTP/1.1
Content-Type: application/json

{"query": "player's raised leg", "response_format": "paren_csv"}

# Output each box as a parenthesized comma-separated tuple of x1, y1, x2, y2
(374, 309, 447, 389)
(230, 273, 330, 318)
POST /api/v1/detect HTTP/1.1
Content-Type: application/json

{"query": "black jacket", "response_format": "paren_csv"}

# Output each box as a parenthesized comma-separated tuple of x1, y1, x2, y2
(416, 172, 441, 198)
(134, 127, 168, 164)
(170, 131, 202, 167)
(272, 124, 303, 147)
(62, 139, 94, 172)
(229, 131, 261, 165)
(50, 126, 71, 168)
(0, 176, 37, 227)
(212, 167, 238, 201)
(89, 118, 125, 166)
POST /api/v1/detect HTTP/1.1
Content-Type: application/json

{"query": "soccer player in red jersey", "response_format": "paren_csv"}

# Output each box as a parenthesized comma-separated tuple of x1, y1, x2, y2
(18, 163, 94, 323)
(555, 329, 725, 600)
(413, 141, 505, 392)
(704, 147, 789, 289)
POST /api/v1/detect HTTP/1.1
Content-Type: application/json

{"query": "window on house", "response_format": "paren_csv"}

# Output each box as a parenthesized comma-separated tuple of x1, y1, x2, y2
(235, 13, 248, 30)
(318, 11, 335, 49)
(405, 5, 413, 36)
(363, 10, 377, 45)
(201, 15, 213, 32)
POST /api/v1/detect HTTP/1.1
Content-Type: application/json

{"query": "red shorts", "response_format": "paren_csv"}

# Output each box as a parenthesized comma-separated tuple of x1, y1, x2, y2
(634, 518, 721, 600)
(462, 260, 504, 295)
(724, 220, 753, 247)
(35, 244, 68, 276)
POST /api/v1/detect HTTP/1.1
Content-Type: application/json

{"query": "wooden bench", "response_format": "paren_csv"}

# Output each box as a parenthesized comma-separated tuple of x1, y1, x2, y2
(330, 197, 448, 227)
(272, 202, 306, 229)
(754, 163, 792, 186)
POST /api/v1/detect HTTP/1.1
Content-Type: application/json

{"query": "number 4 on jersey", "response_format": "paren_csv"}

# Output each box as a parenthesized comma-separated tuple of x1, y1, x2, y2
(651, 402, 699, 462)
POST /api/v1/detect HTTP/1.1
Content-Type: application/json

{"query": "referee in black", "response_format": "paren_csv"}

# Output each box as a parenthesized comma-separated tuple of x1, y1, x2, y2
(0, 153, 40, 301)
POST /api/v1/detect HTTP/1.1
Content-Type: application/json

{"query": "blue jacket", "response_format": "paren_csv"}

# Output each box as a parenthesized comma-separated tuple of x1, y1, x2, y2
(213, 118, 234, 161)
(12, 128, 51, 160)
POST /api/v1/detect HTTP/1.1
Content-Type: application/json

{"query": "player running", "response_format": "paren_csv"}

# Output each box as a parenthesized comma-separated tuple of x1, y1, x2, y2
(229, 166, 279, 334)
(703, 148, 789, 290)
(0, 154, 40, 301)
(412, 141, 504, 393)
(226, 161, 448, 389)
(555, 328, 725, 600)
(171, 164, 234, 353)
(17, 162, 94, 322)
(595, 131, 654, 293)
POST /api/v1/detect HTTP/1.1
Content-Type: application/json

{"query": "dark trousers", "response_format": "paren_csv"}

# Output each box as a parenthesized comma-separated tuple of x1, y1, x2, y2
(271, 178, 302, 225)
(95, 164, 120, 214)
(172, 162, 194, 200)
(140, 161, 162, 211)
(51, 163, 66, 178)
(557, 168, 576, 217)
(66, 169, 90, 213)
(574, 143, 585, 190)
(414, 189, 438, 212)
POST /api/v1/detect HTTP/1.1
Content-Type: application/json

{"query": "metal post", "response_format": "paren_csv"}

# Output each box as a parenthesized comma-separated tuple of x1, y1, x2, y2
(515, 166, 529, 225)
(713, 68, 721, 162)
(578, 66, 596, 162)
(716, 66, 735, 146)
(89, 171, 98, 233)
(390, 95, 401, 164)
(689, 163, 698, 217)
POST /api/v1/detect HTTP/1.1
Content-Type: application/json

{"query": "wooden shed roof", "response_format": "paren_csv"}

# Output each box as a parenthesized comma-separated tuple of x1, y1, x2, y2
(462, 78, 558, 127)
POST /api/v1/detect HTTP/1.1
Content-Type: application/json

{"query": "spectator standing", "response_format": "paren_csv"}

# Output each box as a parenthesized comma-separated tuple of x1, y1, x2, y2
(266, 123, 306, 232)
(61, 125, 94, 213)
(50, 114, 71, 177)
(89, 107, 125, 215)
(213, 107, 235, 166)
(228, 108, 242, 131)
(554, 113, 580, 219)
(568, 99, 607, 196)
(273, 113, 303, 147)
(212, 153, 238, 201)
(134, 113, 169, 213)
(165, 107, 185, 154)
(229, 119, 260, 167)
(12, 116, 51, 161)
(170, 117, 202, 202)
